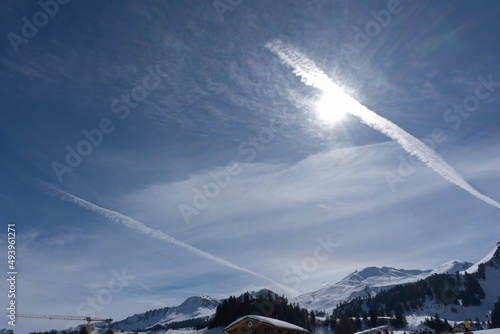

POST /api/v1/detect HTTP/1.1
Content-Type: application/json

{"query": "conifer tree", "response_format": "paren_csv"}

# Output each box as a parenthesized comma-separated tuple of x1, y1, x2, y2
(310, 310, 317, 329)
(369, 304, 379, 327)
(492, 299, 500, 328)
(336, 311, 356, 334)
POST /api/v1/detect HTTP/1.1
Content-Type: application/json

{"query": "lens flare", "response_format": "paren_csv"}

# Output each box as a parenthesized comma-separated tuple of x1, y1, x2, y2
(266, 39, 500, 211)
(316, 93, 348, 124)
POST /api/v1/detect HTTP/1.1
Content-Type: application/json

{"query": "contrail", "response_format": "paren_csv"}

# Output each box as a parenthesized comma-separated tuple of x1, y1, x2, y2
(39, 180, 299, 295)
(266, 40, 500, 210)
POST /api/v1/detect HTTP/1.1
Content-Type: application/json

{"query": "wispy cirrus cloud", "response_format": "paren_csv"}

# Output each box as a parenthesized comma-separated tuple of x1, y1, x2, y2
(37, 180, 298, 296)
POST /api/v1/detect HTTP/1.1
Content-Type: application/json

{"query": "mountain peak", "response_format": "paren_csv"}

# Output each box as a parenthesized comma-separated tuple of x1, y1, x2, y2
(339, 266, 430, 286)
(430, 260, 473, 275)
(108, 295, 220, 331)
(238, 288, 279, 300)
(466, 242, 500, 273)
(296, 243, 500, 312)
(295, 266, 431, 310)
(177, 295, 220, 312)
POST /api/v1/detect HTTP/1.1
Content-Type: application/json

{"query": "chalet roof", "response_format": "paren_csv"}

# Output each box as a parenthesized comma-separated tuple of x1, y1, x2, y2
(354, 325, 393, 334)
(224, 315, 309, 333)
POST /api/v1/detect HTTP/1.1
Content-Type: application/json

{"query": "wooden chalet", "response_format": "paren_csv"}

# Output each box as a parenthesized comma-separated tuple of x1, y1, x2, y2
(224, 315, 309, 334)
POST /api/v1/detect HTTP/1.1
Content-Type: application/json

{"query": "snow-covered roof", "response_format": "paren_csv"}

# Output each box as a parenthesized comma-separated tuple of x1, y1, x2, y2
(355, 325, 393, 334)
(90, 328, 135, 334)
(224, 315, 309, 333)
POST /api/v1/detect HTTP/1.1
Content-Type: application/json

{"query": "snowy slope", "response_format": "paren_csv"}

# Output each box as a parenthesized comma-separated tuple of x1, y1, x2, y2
(457, 242, 500, 321)
(430, 260, 473, 275)
(366, 244, 500, 325)
(466, 242, 500, 273)
(295, 266, 432, 310)
(104, 289, 275, 332)
(58, 290, 276, 333)
(296, 258, 473, 311)
(173, 296, 220, 321)
(107, 295, 220, 331)
(37, 245, 500, 334)
(91, 245, 499, 332)
(244, 289, 279, 300)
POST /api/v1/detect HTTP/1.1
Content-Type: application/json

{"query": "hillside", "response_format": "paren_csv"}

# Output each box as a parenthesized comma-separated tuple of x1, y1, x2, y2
(295, 260, 472, 311)
(27, 244, 500, 334)
(331, 243, 500, 327)
(106, 295, 220, 332)
(104, 290, 278, 332)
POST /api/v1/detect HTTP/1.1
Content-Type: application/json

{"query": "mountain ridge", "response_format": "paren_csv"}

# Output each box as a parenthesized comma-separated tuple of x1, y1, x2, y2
(106, 295, 220, 331)
(330, 242, 500, 327)
(105, 244, 496, 332)
(294, 259, 474, 311)
(32, 243, 500, 333)
(104, 289, 280, 332)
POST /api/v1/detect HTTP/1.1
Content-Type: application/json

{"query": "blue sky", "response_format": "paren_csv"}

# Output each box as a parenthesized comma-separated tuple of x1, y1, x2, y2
(1, 0, 500, 332)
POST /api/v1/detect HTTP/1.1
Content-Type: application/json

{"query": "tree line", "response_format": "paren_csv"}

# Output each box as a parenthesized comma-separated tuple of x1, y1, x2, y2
(208, 291, 315, 331)
(332, 272, 486, 324)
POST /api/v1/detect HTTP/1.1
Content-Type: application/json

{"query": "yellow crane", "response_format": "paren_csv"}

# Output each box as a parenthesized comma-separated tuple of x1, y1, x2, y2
(17, 314, 113, 325)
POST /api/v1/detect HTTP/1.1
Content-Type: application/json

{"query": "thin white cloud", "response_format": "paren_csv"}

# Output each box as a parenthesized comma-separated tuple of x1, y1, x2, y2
(37, 180, 298, 296)
(265, 40, 500, 211)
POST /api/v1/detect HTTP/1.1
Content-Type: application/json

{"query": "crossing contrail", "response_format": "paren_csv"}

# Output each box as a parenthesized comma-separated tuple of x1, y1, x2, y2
(265, 39, 500, 210)
(39, 180, 299, 295)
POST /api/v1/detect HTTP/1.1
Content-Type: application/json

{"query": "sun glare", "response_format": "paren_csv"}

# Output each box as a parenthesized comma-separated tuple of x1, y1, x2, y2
(315, 92, 348, 124)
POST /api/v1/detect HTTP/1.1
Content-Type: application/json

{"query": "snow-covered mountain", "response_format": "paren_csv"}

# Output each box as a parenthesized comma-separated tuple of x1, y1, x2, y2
(107, 295, 220, 331)
(305, 243, 500, 326)
(239, 288, 280, 301)
(382, 243, 500, 324)
(38, 245, 499, 333)
(105, 289, 277, 332)
(454, 242, 500, 320)
(0, 329, 14, 334)
(429, 260, 473, 275)
(295, 259, 473, 311)
(295, 267, 430, 310)
(466, 242, 500, 274)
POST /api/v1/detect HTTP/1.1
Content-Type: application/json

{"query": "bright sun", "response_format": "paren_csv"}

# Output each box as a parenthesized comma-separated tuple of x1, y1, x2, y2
(315, 92, 348, 124)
